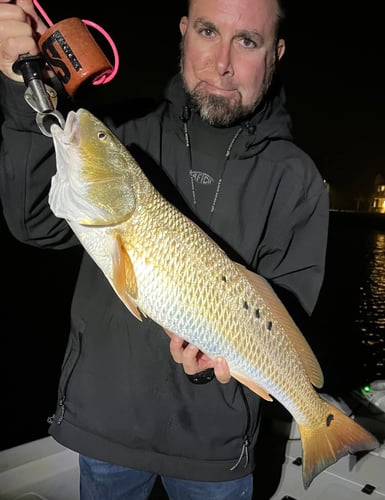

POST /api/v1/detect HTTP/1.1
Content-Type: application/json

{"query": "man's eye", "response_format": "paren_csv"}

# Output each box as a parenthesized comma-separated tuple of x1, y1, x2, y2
(241, 38, 257, 49)
(200, 28, 215, 38)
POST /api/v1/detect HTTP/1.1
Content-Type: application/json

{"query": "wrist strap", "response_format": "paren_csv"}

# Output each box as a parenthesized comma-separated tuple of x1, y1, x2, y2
(186, 368, 215, 384)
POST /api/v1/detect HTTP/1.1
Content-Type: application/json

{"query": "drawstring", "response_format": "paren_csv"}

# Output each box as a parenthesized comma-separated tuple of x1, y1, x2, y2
(180, 106, 191, 148)
(225, 127, 243, 158)
(180, 105, 244, 225)
(210, 126, 242, 218)
(180, 106, 195, 206)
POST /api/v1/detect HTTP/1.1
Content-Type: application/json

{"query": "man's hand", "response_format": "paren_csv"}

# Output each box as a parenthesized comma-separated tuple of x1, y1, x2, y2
(167, 331, 232, 384)
(0, 0, 48, 81)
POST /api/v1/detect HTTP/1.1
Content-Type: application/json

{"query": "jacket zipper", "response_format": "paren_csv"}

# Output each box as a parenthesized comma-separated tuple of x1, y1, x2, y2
(47, 328, 83, 426)
(230, 383, 252, 471)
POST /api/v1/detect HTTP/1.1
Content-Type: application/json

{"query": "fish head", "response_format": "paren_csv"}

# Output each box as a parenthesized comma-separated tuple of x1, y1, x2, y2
(49, 108, 137, 226)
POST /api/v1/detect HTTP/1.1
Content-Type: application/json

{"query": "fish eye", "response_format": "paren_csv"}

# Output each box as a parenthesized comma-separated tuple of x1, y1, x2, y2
(97, 131, 107, 141)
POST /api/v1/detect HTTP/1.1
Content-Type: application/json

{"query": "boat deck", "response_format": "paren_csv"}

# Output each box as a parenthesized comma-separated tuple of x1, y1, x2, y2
(1, 395, 384, 500)
(1, 433, 384, 500)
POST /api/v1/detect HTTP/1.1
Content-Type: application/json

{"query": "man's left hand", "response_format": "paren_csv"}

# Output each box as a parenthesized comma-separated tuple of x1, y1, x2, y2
(167, 332, 232, 384)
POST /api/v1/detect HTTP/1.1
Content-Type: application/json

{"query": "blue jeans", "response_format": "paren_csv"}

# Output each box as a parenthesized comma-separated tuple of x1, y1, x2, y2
(79, 455, 253, 500)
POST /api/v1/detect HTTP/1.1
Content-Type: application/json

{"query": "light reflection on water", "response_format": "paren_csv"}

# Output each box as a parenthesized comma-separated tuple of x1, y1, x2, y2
(356, 231, 385, 379)
(309, 213, 385, 392)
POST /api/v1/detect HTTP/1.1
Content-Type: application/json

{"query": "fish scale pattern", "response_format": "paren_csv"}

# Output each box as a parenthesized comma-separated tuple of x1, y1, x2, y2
(121, 185, 313, 412)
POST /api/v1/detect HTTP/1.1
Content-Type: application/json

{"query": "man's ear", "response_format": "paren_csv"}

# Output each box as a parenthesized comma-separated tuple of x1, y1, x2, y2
(276, 38, 286, 60)
(180, 16, 188, 36)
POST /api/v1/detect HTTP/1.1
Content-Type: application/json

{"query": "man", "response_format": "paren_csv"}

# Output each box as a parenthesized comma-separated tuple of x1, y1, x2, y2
(0, 0, 329, 498)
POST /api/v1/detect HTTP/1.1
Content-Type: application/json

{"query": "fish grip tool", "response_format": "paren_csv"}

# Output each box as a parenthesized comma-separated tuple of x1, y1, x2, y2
(12, 1, 119, 138)
(12, 53, 66, 137)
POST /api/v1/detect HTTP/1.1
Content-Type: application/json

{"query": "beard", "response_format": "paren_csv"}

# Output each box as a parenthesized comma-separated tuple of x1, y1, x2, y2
(179, 41, 276, 127)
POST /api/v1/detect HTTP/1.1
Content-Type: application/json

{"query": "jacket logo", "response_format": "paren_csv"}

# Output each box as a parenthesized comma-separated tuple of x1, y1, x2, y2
(190, 171, 214, 185)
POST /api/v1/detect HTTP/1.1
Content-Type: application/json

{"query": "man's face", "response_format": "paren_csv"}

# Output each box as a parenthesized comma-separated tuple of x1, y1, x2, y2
(180, 0, 285, 126)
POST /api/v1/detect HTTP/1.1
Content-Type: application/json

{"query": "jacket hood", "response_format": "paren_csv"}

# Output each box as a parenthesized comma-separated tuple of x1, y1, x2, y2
(163, 73, 293, 159)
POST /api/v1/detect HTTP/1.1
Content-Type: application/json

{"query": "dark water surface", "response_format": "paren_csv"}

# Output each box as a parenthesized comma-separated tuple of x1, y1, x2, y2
(1, 210, 384, 451)
(310, 211, 385, 392)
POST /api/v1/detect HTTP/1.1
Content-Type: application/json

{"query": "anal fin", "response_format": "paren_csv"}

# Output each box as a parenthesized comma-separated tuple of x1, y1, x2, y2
(232, 372, 273, 401)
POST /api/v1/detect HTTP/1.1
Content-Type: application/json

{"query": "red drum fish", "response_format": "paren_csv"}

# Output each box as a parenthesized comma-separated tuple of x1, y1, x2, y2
(48, 108, 379, 489)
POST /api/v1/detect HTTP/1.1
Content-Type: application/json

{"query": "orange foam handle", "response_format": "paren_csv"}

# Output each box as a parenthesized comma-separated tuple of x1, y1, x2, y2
(38, 17, 113, 96)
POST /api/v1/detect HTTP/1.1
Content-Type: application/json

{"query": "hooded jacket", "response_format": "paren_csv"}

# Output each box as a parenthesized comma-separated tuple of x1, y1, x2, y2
(0, 73, 329, 481)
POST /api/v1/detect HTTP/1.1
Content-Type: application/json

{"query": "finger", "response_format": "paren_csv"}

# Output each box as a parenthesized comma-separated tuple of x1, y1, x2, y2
(0, 21, 34, 41)
(213, 356, 232, 384)
(0, 1, 34, 27)
(16, 0, 36, 20)
(0, 4, 24, 21)
(169, 334, 186, 364)
(0, 35, 37, 80)
(0, 1, 47, 37)
(180, 343, 202, 375)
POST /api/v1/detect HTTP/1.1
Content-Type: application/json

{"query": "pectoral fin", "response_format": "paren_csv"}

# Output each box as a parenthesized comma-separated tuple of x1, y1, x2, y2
(112, 234, 142, 321)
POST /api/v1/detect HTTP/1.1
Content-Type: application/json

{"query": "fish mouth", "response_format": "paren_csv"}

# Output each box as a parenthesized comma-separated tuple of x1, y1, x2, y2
(64, 110, 79, 134)
(51, 109, 80, 146)
(50, 109, 82, 181)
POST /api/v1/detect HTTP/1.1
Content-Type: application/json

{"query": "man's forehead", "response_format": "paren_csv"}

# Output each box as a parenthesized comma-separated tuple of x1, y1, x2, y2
(189, 0, 279, 15)
(189, 0, 279, 32)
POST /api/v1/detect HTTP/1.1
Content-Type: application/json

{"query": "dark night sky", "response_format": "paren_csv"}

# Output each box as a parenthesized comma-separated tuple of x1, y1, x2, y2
(41, 1, 384, 205)
(280, 2, 383, 206)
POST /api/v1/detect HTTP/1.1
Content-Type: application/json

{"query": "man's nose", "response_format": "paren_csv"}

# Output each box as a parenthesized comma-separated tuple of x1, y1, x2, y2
(215, 43, 234, 76)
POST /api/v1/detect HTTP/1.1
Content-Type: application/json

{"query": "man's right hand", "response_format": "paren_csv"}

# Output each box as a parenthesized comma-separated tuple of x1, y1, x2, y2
(0, 0, 48, 81)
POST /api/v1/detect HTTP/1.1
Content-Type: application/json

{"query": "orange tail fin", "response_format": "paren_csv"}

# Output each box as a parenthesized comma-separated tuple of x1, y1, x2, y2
(298, 402, 379, 489)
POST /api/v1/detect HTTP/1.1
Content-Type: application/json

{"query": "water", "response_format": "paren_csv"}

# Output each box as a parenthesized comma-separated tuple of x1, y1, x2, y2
(1, 211, 384, 451)
(310, 211, 385, 392)
(357, 230, 385, 379)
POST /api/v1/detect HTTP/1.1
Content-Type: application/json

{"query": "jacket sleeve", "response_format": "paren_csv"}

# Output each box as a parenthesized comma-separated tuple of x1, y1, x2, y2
(254, 157, 329, 317)
(0, 75, 78, 249)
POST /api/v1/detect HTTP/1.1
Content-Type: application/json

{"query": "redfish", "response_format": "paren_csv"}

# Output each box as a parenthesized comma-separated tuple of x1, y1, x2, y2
(48, 108, 379, 489)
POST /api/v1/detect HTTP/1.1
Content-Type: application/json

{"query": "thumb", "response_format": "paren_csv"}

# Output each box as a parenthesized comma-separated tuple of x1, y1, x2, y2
(214, 356, 232, 384)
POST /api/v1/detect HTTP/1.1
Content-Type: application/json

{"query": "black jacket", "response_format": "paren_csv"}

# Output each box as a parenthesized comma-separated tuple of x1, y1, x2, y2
(0, 73, 329, 481)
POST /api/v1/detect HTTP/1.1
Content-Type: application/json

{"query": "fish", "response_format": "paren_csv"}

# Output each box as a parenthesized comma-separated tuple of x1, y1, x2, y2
(48, 108, 379, 489)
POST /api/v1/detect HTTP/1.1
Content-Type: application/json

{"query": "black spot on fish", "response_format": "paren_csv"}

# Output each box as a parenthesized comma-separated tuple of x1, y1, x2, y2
(326, 414, 334, 427)
(255, 309, 260, 318)
(267, 321, 272, 330)
(243, 301, 249, 310)
(222, 276, 227, 283)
